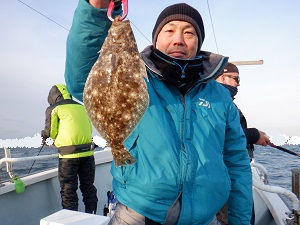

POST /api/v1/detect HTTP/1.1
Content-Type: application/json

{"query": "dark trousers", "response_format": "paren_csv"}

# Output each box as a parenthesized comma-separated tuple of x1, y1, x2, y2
(58, 156, 98, 213)
(216, 202, 255, 225)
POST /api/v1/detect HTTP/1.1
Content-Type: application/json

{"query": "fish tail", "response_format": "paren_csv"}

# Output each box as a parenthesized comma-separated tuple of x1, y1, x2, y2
(111, 145, 136, 167)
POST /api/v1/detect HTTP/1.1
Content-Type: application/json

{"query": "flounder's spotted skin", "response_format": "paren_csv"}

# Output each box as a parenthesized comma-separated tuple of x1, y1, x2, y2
(83, 19, 149, 167)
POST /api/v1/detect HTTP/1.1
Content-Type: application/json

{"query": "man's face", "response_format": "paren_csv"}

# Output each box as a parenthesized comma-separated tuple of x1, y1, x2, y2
(155, 20, 198, 59)
(218, 72, 240, 87)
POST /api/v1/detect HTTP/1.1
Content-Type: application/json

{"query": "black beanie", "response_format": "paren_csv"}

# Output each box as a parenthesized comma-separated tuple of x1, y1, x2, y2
(222, 62, 239, 74)
(216, 62, 239, 78)
(152, 3, 205, 53)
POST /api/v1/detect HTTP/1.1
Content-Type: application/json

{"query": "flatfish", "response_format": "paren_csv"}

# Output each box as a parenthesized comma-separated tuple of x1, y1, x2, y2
(83, 18, 149, 167)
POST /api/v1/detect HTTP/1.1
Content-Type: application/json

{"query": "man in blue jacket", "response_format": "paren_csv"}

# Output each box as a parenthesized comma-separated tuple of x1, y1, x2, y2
(65, 1, 252, 224)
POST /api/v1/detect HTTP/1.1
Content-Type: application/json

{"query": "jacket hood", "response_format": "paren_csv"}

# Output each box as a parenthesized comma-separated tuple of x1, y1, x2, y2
(48, 84, 72, 105)
(140, 45, 228, 82)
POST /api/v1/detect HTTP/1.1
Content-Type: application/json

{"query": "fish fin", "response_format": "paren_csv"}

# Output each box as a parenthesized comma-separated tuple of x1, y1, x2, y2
(113, 150, 136, 167)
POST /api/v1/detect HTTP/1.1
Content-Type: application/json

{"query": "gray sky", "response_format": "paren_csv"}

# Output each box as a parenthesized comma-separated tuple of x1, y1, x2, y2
(1, 0, 299, 146)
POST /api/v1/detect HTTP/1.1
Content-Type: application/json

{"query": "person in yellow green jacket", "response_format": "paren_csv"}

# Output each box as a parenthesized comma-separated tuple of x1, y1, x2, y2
(41, 84, 98, 214)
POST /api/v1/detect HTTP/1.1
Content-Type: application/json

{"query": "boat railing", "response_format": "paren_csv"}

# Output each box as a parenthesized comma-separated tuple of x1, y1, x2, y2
(0, 147, 58, 183)
(251, 162, 300, 224)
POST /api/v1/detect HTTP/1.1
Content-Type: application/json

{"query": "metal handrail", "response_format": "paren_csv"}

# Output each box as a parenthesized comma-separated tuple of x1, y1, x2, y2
(0, 148, 58, 180)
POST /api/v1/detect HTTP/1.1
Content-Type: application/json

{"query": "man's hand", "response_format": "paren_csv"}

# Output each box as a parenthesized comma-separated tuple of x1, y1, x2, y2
(42, 137, 47, 145)
(89, 0, 110, 8)
(255, 131, 271, 146)
(41, 130, 47, 145)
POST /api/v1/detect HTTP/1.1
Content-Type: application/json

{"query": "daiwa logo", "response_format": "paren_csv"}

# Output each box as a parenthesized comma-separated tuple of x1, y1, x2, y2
(199, 98, 211, 108)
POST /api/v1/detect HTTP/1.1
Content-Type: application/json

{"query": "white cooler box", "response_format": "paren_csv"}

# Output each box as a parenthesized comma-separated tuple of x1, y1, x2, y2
(40, 209, 110, 225)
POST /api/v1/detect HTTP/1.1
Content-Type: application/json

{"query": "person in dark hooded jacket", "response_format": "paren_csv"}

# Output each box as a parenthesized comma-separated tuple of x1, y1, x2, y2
(216, 62, 271, 159)
(215, 62, 271, 225)
(41, 84, 98, 214)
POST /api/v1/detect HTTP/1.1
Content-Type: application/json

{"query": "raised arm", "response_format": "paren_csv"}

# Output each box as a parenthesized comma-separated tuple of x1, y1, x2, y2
(64, 0, 121, 101)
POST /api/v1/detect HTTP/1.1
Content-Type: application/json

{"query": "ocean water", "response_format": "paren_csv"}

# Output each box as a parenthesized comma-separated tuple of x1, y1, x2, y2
(253, 144, 300, 190)
(1, 144, 300, 201)
(0, 146, 104, 182)
(0, 146, 59, 182)
(253, 144, 300, 208)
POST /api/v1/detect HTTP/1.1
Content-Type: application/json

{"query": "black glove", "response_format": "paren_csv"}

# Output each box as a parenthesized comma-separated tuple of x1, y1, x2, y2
(41, 131, 47, 145)
(42, 137, 47, 145)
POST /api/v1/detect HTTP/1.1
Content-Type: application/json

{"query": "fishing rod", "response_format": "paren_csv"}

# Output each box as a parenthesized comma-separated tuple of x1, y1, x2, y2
(269, 143, 300, 158)
(27, 142, 46, 174)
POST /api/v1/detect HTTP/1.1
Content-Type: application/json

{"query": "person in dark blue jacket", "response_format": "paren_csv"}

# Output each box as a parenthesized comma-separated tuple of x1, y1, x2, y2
(216, 62, 271, 159)
(216, 62, 271, 225)
(64, 1, 252, 224)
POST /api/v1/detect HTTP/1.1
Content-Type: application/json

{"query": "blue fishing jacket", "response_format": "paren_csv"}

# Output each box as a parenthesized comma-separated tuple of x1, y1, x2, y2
(64, 1, 252, 224)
